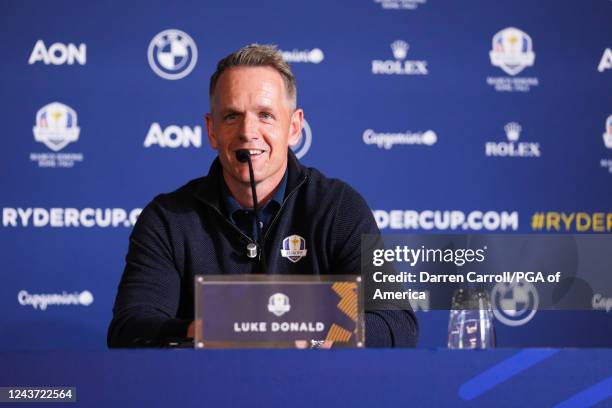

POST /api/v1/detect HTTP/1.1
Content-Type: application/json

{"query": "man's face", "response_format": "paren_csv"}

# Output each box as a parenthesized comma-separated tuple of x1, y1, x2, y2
(206, 66, 303, 188)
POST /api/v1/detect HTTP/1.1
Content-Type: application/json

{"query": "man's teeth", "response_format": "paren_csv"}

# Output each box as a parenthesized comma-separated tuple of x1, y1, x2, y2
(249, 150, 264, 156)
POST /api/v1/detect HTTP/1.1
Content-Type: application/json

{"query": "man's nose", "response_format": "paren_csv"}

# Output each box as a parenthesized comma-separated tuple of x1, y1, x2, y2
(239, 114, 260, 142)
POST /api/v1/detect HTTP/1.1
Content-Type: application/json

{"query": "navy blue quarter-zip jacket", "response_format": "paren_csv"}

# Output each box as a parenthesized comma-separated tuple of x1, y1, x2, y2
(108, 151, 418, 347)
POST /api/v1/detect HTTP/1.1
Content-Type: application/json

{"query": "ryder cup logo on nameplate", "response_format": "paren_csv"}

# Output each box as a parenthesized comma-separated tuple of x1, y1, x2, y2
(371, 40, 428, 75)
(281, 235, 307, 263)
(290, 119, 312, 159)
(487, 27, 538, 92)
(31, 102, 83, 168)
(485, 122, 541, 158)
(491, 281, 538, 327)
(267, 293, 291, 316)
(148, 29, 198, 80)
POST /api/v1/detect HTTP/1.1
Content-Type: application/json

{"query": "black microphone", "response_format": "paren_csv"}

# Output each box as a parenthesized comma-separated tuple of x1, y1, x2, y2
(235, 149, 265, 273)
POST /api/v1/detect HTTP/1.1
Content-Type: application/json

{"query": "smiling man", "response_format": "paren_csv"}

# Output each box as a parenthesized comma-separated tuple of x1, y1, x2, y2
(206, 61, 301, 210)
(108, 44, 418, 348)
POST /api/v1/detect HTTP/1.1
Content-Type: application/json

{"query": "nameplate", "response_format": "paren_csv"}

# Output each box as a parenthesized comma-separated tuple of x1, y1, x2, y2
(194, 275, 364, 349)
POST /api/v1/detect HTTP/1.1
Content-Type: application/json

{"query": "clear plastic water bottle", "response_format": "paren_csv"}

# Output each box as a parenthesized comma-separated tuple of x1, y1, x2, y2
(448, 288, 496, 349)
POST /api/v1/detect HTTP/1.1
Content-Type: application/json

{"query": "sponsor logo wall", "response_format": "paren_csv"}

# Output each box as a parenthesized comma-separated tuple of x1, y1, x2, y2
(1, 0, 611, 349)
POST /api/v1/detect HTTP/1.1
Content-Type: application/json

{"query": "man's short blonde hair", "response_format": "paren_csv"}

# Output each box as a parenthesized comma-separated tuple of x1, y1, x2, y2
(209, 44, 297, 111)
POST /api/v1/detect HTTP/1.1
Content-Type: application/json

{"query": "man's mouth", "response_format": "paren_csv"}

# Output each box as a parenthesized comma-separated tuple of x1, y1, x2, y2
(244, 149, 266, 157)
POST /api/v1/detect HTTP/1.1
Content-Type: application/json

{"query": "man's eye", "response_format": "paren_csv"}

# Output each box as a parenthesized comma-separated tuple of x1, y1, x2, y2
(224, 113, 237, 120)
(260, 112, 274, 120)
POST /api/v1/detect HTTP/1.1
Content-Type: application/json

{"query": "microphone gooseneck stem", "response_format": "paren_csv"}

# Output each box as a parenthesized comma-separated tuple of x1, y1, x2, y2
(245, 155, 266, 273)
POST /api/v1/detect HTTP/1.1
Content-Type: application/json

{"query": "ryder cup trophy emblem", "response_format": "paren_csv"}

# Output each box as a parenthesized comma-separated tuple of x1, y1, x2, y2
(32, 102, 80, 152)
(267, 293, 291, 317)
(281, 235, 308, 263)
(489, 27, 535, 76)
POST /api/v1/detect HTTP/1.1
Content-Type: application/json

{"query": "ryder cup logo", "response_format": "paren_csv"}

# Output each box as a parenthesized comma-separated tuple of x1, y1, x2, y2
(603, 115, 612, 149)
(290, 119, 312, 159)
(491, 281, 538, 327)
(268, 293, 291, 316)
(33, 102, 80, 152)
(489, 27, 535, 76)
(148, 29, 198, 80)
(280, 235, 307, 263)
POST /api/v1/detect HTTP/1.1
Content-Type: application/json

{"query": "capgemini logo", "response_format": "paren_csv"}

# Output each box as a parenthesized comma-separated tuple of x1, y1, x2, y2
(78, 291, 94, 306)
(18, 290, 94, 310)
(280, 48, 325, 64)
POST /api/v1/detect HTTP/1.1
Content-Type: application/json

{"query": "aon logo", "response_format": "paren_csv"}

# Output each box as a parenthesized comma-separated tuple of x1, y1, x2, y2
(28, 40, 86, 65)
(144, 123, 202, 148)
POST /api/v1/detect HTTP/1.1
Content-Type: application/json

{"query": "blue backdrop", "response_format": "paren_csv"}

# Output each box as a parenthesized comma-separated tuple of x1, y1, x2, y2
(1, 0, 611, 349)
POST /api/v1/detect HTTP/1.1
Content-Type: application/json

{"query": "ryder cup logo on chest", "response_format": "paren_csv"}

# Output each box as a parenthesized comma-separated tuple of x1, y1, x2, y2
(148, 29, 198, 80)
(281, 235, 307, 263)
(31, 102, 83, 168)
(487, 27, 538, 92)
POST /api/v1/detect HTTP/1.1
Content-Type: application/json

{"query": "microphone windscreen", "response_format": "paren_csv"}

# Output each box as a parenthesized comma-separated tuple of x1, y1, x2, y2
(235, 149, 250, 163)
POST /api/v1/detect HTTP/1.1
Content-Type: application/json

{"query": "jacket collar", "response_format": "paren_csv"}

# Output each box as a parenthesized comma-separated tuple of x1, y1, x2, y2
(193, 149, 307, 211)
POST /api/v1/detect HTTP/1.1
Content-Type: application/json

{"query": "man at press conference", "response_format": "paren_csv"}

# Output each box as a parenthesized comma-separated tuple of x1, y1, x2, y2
(107, 44, 418, 348)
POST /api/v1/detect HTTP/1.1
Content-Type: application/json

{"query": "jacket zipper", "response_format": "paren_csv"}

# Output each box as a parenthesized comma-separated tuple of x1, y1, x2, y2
(201, 174, 308, 252)
(262, 175, 308, 244)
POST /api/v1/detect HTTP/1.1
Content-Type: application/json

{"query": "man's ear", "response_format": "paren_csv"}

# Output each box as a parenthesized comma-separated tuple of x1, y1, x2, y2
(205, 112, 218, 150)
(288, 108, 304, 147)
